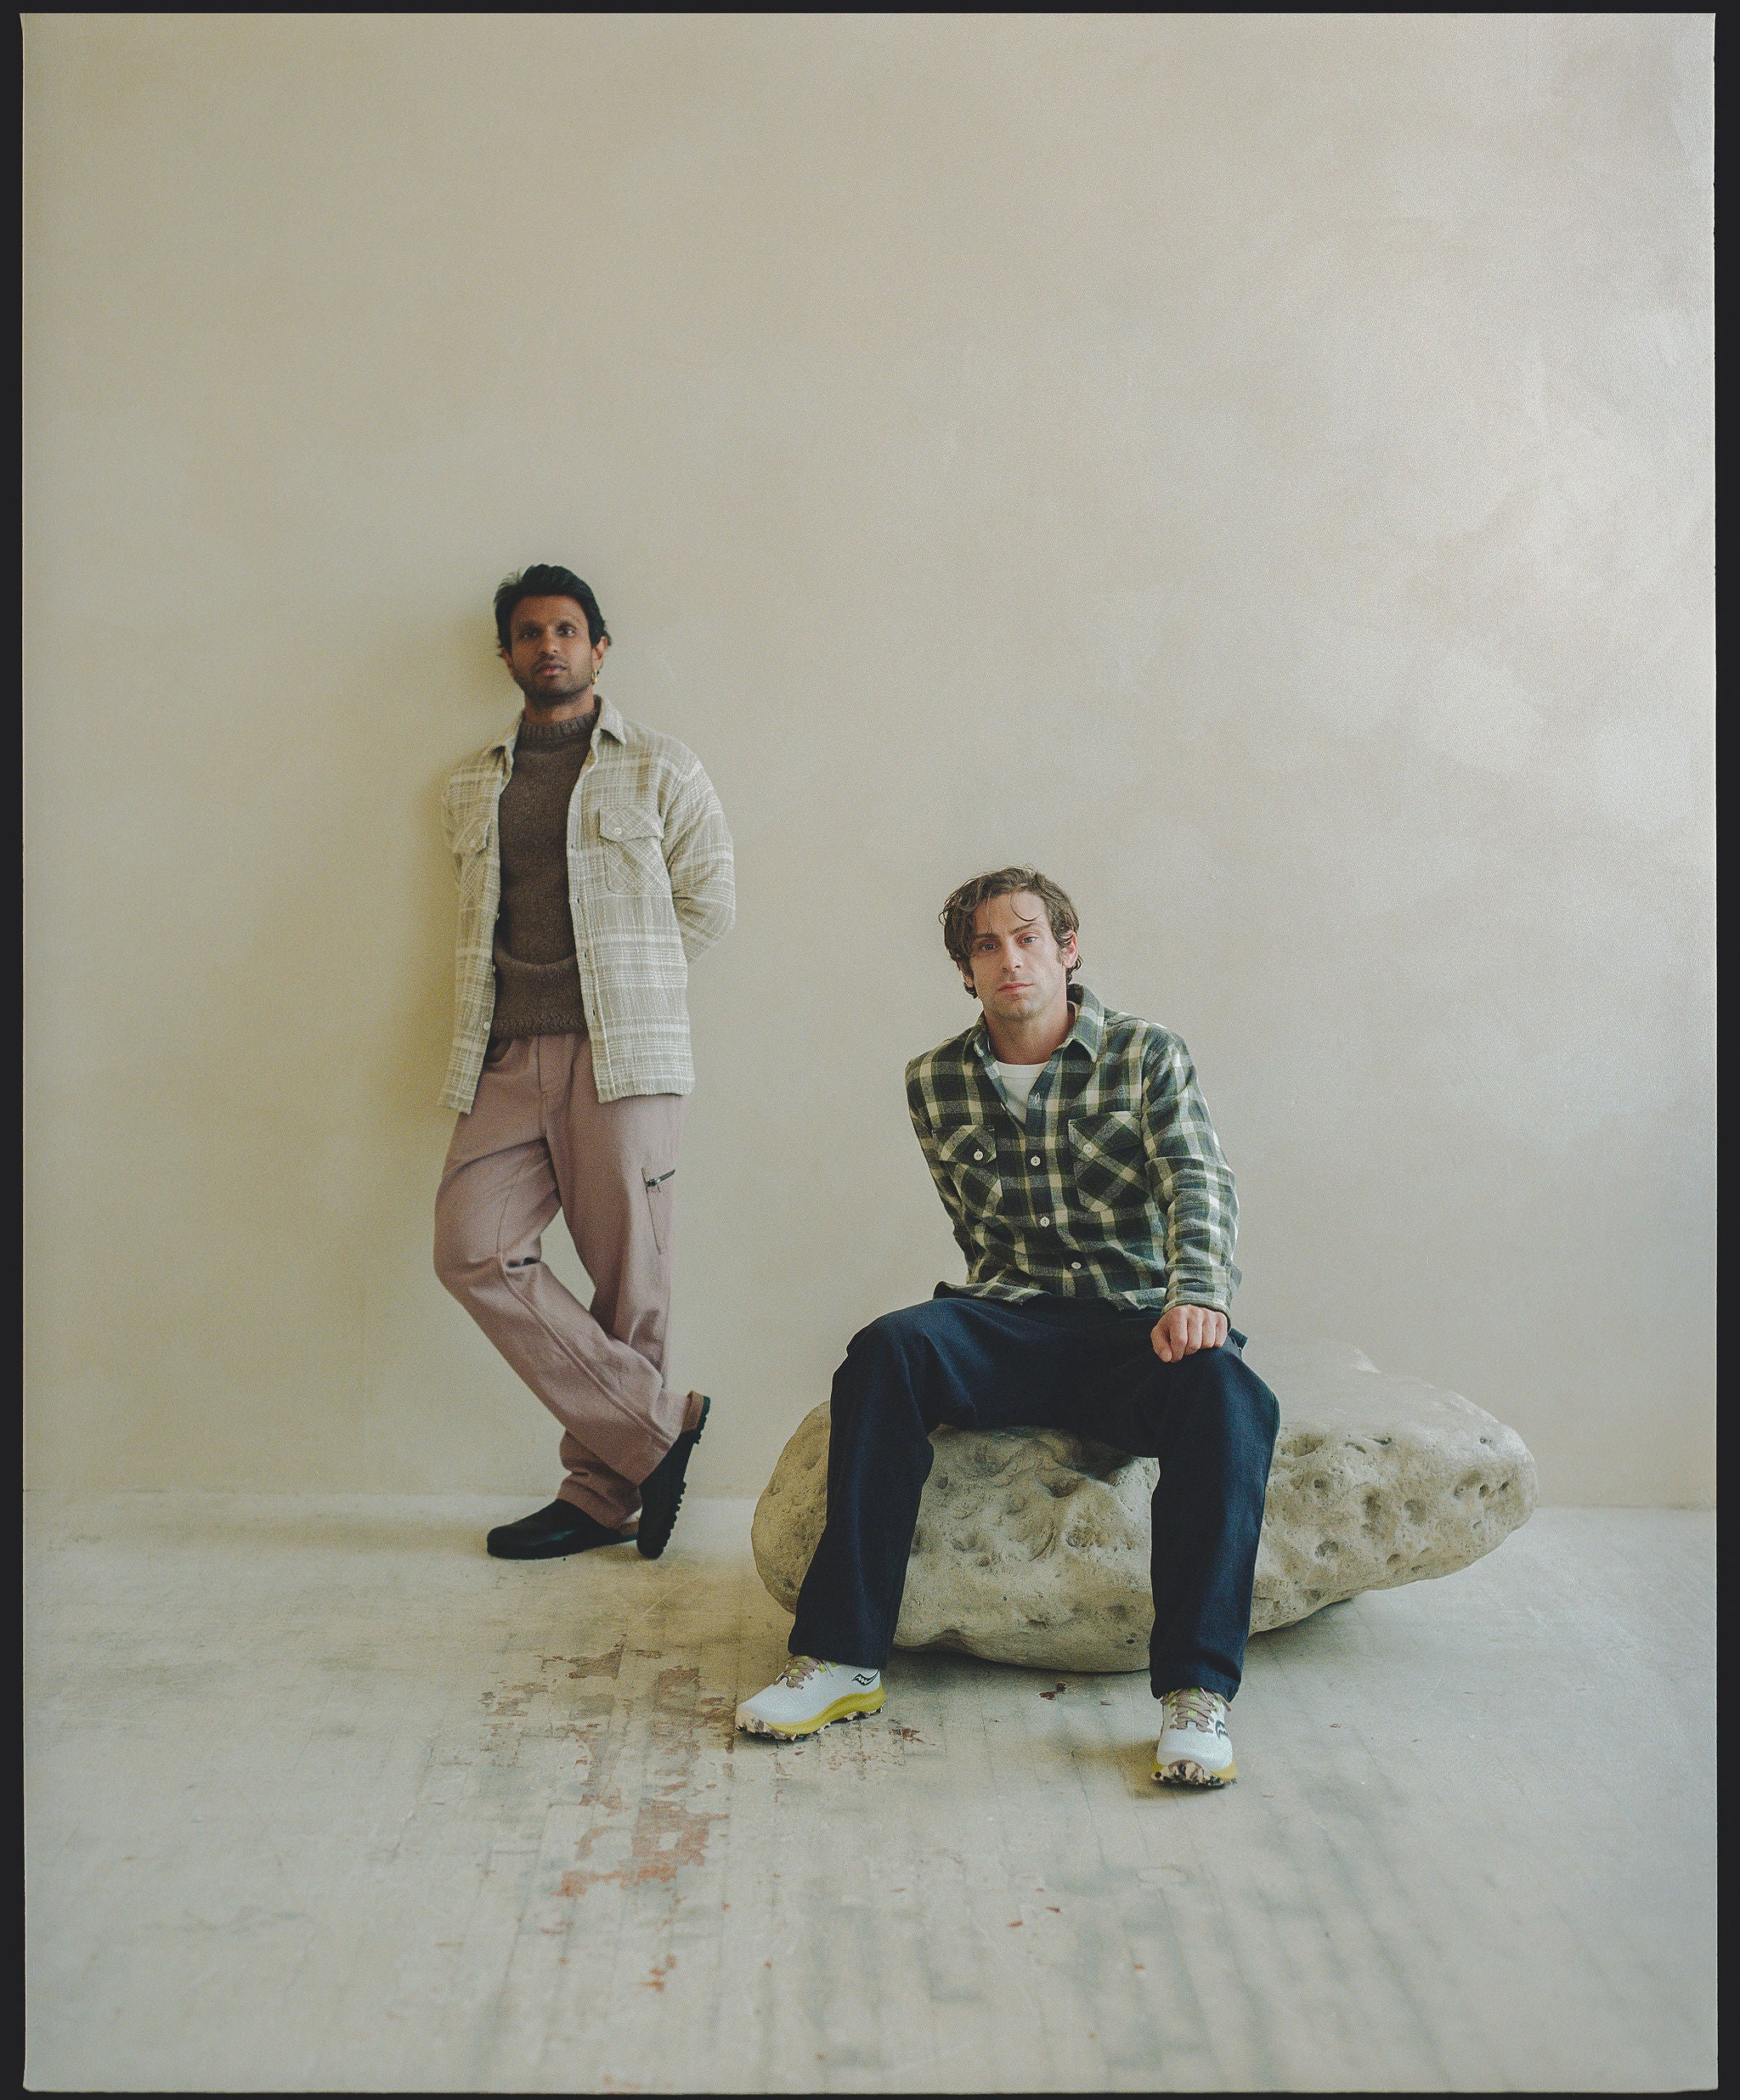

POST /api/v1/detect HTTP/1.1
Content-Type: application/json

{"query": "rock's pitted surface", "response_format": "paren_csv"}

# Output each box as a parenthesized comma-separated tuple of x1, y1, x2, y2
(750, 1338, 1538, 1672)
(754, 1413, 1162, 1671)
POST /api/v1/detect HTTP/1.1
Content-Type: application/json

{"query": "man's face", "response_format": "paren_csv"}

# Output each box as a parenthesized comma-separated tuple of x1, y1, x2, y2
(500, 596, 603, 705)
(963, 892, 1078, 1025)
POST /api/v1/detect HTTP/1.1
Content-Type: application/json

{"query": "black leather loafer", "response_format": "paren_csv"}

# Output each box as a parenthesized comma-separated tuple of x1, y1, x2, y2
(636, 1395, 711, 1560)
(485, 1499, 636, 1561)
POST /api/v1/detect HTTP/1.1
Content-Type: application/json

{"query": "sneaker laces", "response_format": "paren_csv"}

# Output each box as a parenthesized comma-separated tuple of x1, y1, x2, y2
(777, 1656, 825, 1690)
(1164, 1687, 1223, 1733)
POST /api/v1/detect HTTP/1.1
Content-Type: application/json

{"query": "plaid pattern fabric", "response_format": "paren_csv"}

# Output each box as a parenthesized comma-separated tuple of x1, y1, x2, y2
(905, 985, 1240, 1314)
(439, 696, 734, 1111)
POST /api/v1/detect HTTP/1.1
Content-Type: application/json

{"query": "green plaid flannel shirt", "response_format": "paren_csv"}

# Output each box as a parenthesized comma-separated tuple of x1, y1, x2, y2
(905, 985, 1240, 1314)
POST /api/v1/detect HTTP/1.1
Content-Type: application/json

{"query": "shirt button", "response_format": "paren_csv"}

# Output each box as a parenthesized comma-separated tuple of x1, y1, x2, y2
(974, 1151, 985, 1161)
(1029, 1154, 1041, 1166)
(1071, 1261, 1082, 1271)
(1039, 1216, 1051, 1227)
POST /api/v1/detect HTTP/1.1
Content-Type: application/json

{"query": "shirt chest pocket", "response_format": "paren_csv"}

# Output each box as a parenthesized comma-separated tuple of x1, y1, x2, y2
(1069, 1111, 1149, 1213)
(935, 1123, 1003, 1215)
(596, 804, 669, 894)
(452, 812, 496, 899)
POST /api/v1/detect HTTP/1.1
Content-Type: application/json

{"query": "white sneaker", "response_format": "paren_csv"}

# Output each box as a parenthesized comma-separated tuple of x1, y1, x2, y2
(735, 1656, 884, 1739)
(1152, 1687, 1236, 1786)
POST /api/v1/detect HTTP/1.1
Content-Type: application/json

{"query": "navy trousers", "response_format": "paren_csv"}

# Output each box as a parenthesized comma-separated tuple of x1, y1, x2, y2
(788, 1290, 1280, 1701)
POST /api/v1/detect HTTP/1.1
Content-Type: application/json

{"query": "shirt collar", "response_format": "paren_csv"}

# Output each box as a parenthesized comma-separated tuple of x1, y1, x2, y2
(488, 692, 624, 759)
(969, 982, 1104, 1069)
(1065, 983, 1106, 1057)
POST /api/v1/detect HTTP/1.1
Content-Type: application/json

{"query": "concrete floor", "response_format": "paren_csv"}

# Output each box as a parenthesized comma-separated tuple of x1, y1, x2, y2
(24, 1495, 1714, 2093)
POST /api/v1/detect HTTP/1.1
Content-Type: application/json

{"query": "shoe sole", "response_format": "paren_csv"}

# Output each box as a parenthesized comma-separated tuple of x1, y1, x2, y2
(1152, 1757, 1236, 1787)
(735, 1688, 886, 1739)
(636, 1396, 709, 1561)
(486, 1529, 637, 1560)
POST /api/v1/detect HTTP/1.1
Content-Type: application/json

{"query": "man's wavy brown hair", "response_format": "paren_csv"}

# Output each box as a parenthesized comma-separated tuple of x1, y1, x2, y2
(940, 867, 1081, 996)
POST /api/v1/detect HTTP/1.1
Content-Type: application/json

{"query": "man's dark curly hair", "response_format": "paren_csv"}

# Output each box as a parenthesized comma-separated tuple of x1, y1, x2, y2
(494, 565, 612, 652)
(940, 867, 1081, 996)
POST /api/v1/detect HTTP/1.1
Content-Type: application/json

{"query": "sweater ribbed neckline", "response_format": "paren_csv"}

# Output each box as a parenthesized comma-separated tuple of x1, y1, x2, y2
(516, 703, 599, 749)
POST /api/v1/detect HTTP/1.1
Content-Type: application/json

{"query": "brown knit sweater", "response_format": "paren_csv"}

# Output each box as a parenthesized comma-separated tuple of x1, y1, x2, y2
(489, 708, 595, 1042)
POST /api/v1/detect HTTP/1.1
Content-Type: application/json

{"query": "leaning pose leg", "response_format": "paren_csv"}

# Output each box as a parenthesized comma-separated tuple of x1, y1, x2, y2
(433, 1033, 688, 1530)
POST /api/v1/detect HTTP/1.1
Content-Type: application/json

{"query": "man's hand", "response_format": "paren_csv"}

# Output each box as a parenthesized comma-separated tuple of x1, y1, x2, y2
(1151, 1304, 1229, 1363)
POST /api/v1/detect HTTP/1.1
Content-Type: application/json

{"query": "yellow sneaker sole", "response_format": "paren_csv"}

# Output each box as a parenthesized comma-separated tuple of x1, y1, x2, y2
(1152, 1755, 1236, 1787)
(737, 1687, 885, 1739)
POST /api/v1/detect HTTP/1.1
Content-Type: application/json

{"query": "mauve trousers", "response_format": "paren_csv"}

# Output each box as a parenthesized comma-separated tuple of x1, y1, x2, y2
(433, 1032, 687, 1528)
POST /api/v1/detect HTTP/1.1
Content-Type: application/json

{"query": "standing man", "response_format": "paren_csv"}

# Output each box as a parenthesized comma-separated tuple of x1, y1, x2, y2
(735, 868, 1279, 1786)
(434, 566, 734, 1562)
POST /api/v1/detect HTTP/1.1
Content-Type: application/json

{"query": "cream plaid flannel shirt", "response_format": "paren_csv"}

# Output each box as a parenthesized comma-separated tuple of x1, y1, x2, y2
(439, 696, 734, 1111)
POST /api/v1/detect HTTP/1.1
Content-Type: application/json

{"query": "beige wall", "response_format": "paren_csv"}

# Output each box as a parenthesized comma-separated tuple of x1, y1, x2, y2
(25, 14, 1713, 1505)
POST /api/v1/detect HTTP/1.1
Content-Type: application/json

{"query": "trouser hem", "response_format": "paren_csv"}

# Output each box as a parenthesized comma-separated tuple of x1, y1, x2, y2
(556, 1482, 637, 1532)
(1152, 1668, 1240, 1702)
(788, 1628, 889, 1671)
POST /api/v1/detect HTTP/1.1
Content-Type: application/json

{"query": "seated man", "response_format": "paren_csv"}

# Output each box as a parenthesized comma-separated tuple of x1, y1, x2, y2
(735, 867, 1280, 1787)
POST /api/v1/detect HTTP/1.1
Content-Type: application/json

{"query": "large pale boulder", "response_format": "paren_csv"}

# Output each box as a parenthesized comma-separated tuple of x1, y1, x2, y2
(750, 1338, 1538, 1672)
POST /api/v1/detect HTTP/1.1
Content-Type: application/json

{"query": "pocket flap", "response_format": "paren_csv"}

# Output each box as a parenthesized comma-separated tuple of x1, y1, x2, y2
(1069, 1110, 1144, 1160)
(937, 1123, 997, 1170)
(452, 814, 494, 857)
(598, 804, 665, 844)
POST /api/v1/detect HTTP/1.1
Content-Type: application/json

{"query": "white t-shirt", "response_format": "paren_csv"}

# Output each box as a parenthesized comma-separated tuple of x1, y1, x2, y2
(991, 1061, 1048, 1118)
